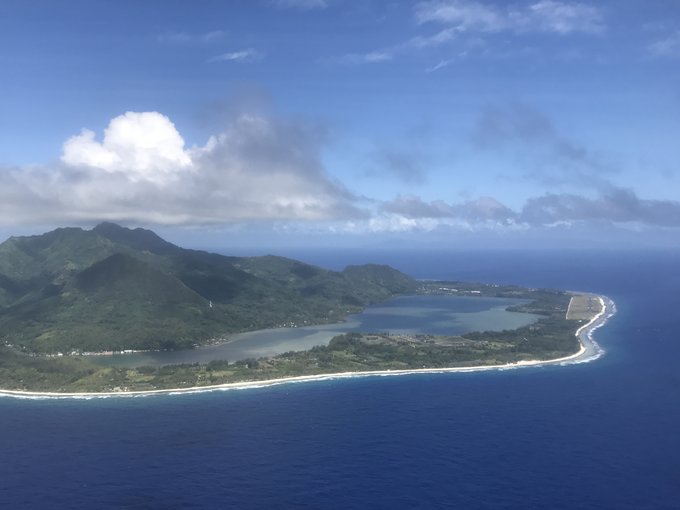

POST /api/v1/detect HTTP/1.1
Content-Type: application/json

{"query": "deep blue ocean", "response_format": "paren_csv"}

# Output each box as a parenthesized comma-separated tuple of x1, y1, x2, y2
(2, 249, 679, 509)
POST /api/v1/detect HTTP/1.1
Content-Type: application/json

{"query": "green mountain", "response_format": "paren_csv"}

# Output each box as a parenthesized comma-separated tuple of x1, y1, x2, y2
(0, 223, 417, 353)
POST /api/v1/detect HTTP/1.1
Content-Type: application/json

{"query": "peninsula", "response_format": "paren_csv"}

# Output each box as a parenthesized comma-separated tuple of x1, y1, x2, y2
(0, 224, 614, 396)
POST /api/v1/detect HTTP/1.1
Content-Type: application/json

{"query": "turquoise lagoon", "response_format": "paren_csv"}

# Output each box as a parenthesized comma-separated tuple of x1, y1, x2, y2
(97, 294, 539, 368)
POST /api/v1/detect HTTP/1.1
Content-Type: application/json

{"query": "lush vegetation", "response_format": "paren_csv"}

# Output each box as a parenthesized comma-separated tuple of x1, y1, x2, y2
(0, 223, 417, 353)
(0, 286, 586, 393)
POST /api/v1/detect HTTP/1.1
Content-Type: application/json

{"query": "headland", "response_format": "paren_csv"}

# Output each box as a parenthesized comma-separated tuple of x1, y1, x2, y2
(0, 293, 614, 400)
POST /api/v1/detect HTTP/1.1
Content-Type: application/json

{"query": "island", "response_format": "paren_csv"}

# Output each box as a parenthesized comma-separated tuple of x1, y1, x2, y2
(0, 224, 614, 397)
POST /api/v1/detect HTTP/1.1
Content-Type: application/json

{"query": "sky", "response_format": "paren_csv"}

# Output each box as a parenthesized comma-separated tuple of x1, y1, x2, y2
(1, 0, 679, 250)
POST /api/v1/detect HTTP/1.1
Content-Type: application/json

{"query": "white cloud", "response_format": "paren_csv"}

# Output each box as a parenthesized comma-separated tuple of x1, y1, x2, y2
(347, 210, 522, 234)
(61, 112, 192, 184)
(521, 188, 680, 227)
(1, 111, 364, 226)
(415, 0, 604, 35)
(425, 55, 464, 72)
(332, 0, 602, 71)
(207, 48, 263, 63)
(336, 28, 458, 66)
(368, 215, 440, 233)
(187, 114, 359, 221)
(416, 0, 506, 31)
(340, 51, 393, 64)
(526, 0, 603, 34)
(376, 189, 680, 230)
(382, 195, 518, 224)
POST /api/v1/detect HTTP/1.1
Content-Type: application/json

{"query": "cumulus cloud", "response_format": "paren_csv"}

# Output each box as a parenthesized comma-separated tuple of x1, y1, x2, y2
(5, 108, 680, 234)
(186, 115, 360, 221)
(382, 196, 453, 218)
(521, 188, 680, 227)
(460, 197, 518, 223)
(61, 112, 193, 184)
(372, 188, 680, 233)
(378, 195, 518, 234)
(415, 0, 604, 34)
(366, 215, 438, 233)
(382, 195, 517, 224)
(207, 48, 263, 63)
(0, 111, 364, 226)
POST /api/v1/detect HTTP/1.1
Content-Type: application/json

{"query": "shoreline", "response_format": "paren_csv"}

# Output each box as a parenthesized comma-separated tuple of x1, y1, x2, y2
(0, 294, 615, 400)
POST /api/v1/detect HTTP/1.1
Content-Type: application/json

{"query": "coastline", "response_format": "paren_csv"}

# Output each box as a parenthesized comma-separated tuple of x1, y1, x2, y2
(0, 294, 615, 400)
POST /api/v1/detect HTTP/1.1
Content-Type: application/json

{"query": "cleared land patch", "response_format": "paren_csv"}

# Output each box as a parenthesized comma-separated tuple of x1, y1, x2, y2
(566, 294, 602, 321)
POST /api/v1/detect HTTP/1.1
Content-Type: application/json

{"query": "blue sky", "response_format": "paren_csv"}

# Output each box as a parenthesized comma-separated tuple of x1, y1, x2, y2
(1, 0, 680, 249)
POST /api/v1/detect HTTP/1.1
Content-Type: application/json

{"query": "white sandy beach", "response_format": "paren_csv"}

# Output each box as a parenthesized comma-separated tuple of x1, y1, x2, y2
(0, 294, 615, 400)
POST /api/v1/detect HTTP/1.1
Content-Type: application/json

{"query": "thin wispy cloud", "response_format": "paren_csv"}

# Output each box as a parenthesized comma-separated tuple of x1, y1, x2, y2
(339, 51, 393, 65)
(416, 0, 505, 32)
(648, 31, 680, 58)
(207, 48, 264, 63)
(272, 0, 328, 10)
(528, 0, 604, 34)
(336, 29, 457, 66)
(157, 30, 227, 44)
(415, 0, 605, 35)
(332, 1, 603, 70)
(425, 55, 464, 72)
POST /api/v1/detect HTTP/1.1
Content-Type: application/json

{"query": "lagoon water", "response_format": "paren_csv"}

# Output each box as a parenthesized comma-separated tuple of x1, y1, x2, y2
(1, 250, 679, 509)
(99, 295, 539, 368)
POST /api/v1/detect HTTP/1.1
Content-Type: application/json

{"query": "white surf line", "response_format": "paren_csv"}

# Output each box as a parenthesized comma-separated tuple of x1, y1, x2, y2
(563, 294, 616, 366)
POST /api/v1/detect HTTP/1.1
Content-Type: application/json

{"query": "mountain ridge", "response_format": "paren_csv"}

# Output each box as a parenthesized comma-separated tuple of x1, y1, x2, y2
(0, 223, 418, 353)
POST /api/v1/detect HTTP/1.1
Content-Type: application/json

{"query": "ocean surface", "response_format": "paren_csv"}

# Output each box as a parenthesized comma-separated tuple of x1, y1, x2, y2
(2, 249, 679, 509)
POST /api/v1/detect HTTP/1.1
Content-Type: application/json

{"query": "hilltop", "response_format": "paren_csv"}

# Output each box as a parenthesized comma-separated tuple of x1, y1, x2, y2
(0, 223, 417, 353)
